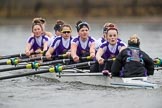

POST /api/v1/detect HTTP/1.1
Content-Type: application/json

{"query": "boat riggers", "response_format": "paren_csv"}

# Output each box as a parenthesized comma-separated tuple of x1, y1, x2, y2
(0, 56, 93, 72)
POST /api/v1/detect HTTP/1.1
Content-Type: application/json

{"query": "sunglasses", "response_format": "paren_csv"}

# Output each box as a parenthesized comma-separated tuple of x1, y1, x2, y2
(62, 31, 71, 34)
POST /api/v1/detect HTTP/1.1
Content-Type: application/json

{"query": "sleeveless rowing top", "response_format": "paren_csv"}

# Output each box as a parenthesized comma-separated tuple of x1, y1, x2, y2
(72, 36, 95, 57)
(27, 35, 49, 51)
(51, 36, 72, 56)
(100, 41, 126, 59)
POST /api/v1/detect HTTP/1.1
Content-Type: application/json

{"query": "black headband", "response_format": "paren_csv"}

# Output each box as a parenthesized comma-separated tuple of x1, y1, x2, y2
(76, 22, 89, 32)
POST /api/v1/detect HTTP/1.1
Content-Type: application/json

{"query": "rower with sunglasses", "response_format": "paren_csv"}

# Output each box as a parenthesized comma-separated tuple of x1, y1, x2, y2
(46, 24, 73, 59)
(71, 20, 96, 63)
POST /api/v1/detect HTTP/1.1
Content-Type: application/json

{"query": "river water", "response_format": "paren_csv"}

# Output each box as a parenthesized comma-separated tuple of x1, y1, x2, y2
(0, 19, 162, 108)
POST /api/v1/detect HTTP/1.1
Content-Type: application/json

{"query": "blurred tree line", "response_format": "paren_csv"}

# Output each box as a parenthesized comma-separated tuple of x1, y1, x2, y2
(0, 0, 162, 18)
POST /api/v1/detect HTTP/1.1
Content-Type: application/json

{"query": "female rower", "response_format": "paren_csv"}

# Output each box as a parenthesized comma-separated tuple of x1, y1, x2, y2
(32, 17, 53, 38)
(93, 23, 126, 73)
(25, 23, 49, 56)
(71, 20, 96, 62)
(111, 34, 154, 77)
(46, 24, 72, 59)
(96, 22, 127, 50)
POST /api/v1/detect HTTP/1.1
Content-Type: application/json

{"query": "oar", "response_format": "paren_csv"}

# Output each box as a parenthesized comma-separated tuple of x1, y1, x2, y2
(0, 53, 26, 60)
(0, 69, 54, 80)
(0, 58, 114, 80)
(0, 54, 68, 66)
(0, 59, 70, 73)
(0, 52, 41, 60)
(0, 56, 92, 72)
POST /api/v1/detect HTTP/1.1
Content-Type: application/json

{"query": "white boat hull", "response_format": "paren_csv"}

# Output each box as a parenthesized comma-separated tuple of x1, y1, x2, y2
(32, 69, 158, 89)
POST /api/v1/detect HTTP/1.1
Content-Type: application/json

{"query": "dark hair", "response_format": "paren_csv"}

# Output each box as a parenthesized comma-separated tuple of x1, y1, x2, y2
(76, 20, 89, 32)
(32, 17, 46, 24)
(103, 27, 108, 33)
(54, 20, 65, 31)
(39, 18, 46, 23)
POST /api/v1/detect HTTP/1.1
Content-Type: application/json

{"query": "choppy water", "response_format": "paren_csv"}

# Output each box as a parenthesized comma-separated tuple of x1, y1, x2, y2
(0, 19, 162, 108)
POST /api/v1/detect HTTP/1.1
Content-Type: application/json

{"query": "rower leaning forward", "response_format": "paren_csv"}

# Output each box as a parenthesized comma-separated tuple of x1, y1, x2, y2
(90, 23, 126, 74)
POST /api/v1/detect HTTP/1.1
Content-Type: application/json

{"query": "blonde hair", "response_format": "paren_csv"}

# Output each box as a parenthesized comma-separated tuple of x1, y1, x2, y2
(61, 24, 72, 32)
(129, 34, 139, 44)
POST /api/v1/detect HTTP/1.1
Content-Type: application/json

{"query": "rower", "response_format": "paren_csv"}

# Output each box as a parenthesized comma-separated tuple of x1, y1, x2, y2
(95, 22, 127, 51)
(46, 24, 73, 60)
(111, 34, 154, 77)
(71, 20, 96, 63)
(92, 23, 126, 73)
(25, 23, 49, 57)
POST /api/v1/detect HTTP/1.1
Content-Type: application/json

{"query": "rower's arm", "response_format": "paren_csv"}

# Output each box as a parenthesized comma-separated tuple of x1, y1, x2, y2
(43, 41, 48, 52)
(25, 43, 32, 56)
(71, 43, 80, 62)
(90, 42, 96, 58)
(71, 43, 77, 57)
(96, 48, 104, 64)
(46, 47, 55, 60)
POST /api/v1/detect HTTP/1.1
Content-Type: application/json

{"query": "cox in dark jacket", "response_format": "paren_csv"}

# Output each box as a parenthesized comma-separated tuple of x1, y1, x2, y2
(111, 35, 154, 77)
